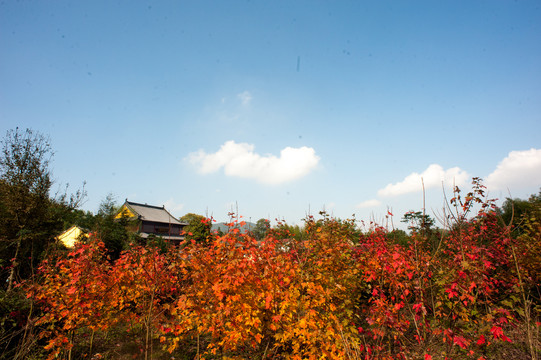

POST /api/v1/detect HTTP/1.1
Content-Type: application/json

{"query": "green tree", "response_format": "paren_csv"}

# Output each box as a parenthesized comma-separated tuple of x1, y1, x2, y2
(400, 210, 442, 252)
(499, 190, 541, 235)
(252, 218, 270, 241)
(0, 128, 87, 359)
(94, 194, 131, 259)
(0, 128, 58, 291)
(180, 213, 212, 245)
(387, 229, 410, 247)
(401, 210, 435, 233)
(60, 208, 96, 231)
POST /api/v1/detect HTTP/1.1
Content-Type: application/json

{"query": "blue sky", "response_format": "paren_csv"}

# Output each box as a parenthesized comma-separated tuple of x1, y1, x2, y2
(1, 1, 540, 229)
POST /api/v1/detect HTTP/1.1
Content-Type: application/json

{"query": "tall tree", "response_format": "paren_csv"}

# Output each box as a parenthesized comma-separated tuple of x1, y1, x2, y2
(94, 194, 131, 260)
(0, 128, 55, 291)
(252, 218, 270, 241)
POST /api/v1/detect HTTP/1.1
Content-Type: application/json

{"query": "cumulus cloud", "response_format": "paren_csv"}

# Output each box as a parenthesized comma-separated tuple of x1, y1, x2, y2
(378, 164, 469, 197)
(187, 141, 320, 185)
(237, 91, 252, 106)
(356, 199, 381, 208)
(485, 149, 541, 190)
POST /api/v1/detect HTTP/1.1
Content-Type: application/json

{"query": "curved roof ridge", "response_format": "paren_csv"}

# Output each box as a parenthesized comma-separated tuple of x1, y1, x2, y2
(123, 200, 186, 225)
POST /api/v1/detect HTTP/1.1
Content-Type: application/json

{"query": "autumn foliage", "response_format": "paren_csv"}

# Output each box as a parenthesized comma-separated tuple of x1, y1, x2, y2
(26, 181, 540, 359)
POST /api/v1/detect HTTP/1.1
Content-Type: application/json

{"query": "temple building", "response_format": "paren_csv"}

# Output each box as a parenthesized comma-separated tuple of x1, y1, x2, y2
(115, 200, 188, 244)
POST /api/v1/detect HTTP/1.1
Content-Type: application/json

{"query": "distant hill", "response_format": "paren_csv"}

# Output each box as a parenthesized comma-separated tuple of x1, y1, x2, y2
(211, 221, 257, 234)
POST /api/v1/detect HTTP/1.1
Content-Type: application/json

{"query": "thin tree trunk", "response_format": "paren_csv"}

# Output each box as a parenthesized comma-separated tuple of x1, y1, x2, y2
(14, 301, 34, 360)
(6, 238, 21, 292)
(145, 290, 155, 360)
(89, 329, 95, 357)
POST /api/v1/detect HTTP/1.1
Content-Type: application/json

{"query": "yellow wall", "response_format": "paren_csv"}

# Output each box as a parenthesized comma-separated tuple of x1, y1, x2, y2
(57, 226, 87, 248)
(115, 205, 136, 219)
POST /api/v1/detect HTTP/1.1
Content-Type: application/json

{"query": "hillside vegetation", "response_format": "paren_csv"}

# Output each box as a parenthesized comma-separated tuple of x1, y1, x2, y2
(14, 181, 541, 359)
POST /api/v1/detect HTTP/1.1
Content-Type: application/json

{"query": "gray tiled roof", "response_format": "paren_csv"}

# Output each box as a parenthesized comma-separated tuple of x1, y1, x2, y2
(124, 201, 186, 225)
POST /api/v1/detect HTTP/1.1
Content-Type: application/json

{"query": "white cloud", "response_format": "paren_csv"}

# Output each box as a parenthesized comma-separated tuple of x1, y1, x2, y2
(485, 149, 541, 190)
(356, 199, 381, 208)
(187, 141, 320, 185)
(378, 164, 469, 197)
(237, 91, 252, 106)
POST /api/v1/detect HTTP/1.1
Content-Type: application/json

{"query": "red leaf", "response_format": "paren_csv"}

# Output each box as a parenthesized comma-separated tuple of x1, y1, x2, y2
(265, 293, 272, 309)
(476, 334, 485, 346)
(453, 335, 469, 349)
(490, 326, 510, 342)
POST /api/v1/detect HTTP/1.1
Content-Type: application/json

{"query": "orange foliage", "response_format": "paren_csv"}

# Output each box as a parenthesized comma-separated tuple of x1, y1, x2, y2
(26, 184, 539, 359)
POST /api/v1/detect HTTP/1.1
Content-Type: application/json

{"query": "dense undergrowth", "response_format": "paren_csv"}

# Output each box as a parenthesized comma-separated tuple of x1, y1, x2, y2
(10, 181, 541, 359)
